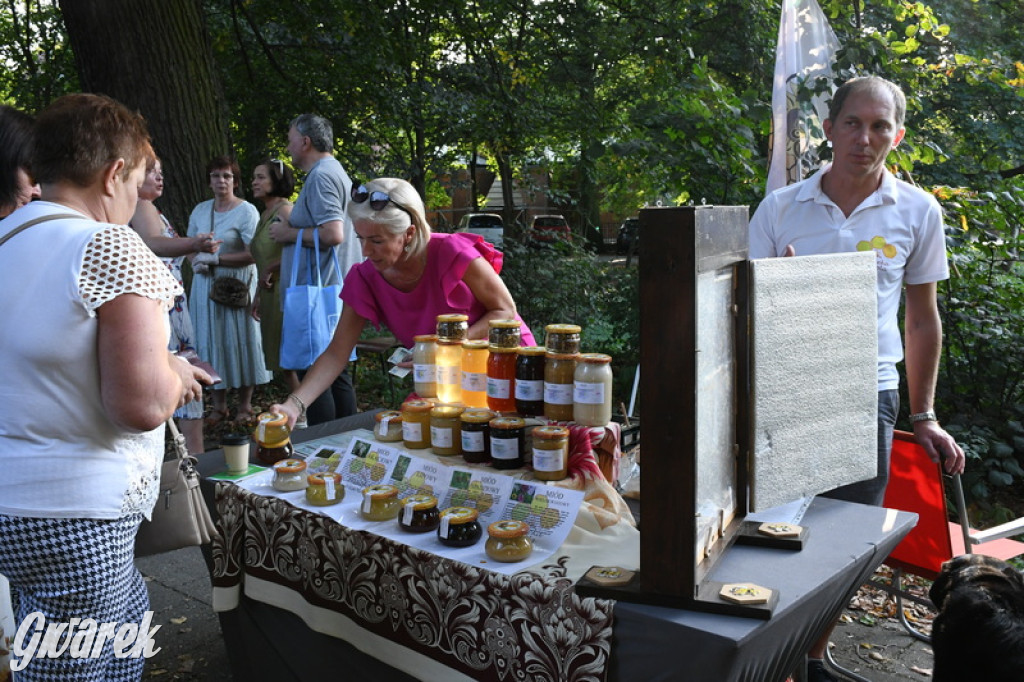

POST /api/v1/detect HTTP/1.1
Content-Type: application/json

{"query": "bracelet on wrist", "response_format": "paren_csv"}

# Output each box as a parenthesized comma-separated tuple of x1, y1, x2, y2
(287, 393, 307, 419)
(909, 410, 938, 424)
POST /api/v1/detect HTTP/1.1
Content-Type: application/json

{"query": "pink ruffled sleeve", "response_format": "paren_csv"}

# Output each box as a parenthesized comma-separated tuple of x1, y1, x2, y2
(340, 262, 384, 328)
(436, 232, 503, 310)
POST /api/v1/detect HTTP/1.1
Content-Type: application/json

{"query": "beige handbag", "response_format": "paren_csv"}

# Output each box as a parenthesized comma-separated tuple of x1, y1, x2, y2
(135, 419, 220, 557)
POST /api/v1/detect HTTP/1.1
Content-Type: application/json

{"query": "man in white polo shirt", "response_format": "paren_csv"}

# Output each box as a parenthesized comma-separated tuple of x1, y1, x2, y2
(749, 75, 964, 682)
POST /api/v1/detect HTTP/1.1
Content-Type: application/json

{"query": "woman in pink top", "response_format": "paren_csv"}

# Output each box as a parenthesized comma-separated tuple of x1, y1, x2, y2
(274, 177, 533, 425)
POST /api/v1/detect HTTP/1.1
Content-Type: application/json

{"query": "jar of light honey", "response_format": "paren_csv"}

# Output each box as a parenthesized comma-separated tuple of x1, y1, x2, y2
(373, 410, 404, 442)
(485, 520, 533, 562)
(305, 472, 344, 506)
(271, 458, 307, 492)
(360, 484, 401, 521)
(430, 404, 465, 456)
(400, 399, 434, 449)
(532, 425, 570, 481)
(574, 353, 613, 426)
(543, 352, 578, 421)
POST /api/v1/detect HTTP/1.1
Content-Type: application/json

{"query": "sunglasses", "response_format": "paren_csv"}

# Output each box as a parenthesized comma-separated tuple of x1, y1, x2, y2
(351, 183, 413, 218)
(271, 159, 285, 175)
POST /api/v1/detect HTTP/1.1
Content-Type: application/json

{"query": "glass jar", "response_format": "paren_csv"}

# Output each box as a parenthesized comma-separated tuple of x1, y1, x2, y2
(271, 458, 308, 492)
(401, 399, 434, 449)
(305, 472, 344, 506)
(430, 404, 465, 456)
(485, 520, 534, 563)
(544, 323, 582, 355)
(435, 340, 463, 404)
(544, 352, 578, 421)
(574, 353, 614, 427)
(437, 507, 483, 547)
(460, 408, 495, 464)
(360, 484, 401, 521)
(489, 416, 526, 470)
(486, 346, 517, 413)
(412, 334, 438, 398)
(488, 319, 522, 349)
(373, 410, 404, 442)
(532, 425, 570, 481)
(436, 313, 469, 343)
(515, 346, 546, 417)
(461, 340, 489, 408)
(254, 412, 294, 465)
(399, 493, 440, 533)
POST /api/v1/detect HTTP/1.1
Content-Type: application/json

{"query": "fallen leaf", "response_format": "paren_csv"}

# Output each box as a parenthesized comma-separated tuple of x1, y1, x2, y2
(169, 616, 187, 625)
(910, 665, 933, 676)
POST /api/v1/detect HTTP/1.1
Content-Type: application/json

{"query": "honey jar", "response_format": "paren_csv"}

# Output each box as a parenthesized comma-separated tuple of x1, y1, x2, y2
(515, 346, 546, 417)
(271, 458, 307, 491)
(437, 507, 483, 547)
(360, 484, 401, 521)
(412, 334, 438, 398)
(254, 411, 294, 465)
(489, 416, 526, 470)
(544, 323, 581, 355)
(400, 399, 434, 449)
(460, 408, 495, 464)
(399, 493, 440, 533)
(485, 520, 534, 562)
(488, 318, 522, 349)
(373, 410, 404, 442)
(574, 353, 613, 426)
(305, 472, 344, 506)
(531, 425, 570, 481)
(430, 404, 465, 456)
(461, 339, 490, 408)
(543, 352, 578, 421)
(435, 313, 469, 343)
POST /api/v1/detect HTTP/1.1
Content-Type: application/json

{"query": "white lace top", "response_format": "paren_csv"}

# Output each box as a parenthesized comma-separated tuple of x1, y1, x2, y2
(0, 202, 182, 520)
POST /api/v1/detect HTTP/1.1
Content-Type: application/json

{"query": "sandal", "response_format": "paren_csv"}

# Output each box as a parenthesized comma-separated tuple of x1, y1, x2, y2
(204, 407, 230, 428)
(233, 409, 257, 428)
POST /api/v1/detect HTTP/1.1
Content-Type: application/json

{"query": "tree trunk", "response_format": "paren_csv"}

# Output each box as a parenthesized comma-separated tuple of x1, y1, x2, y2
(57, 0, 231, 229)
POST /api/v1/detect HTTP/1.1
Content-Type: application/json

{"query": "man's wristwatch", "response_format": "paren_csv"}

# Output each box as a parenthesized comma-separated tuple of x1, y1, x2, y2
(910, 410, 938, 423)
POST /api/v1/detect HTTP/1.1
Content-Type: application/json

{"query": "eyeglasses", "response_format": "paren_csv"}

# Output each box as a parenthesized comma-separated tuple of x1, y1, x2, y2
(210, 172, 234, 180)
(351, 183, 412, 218)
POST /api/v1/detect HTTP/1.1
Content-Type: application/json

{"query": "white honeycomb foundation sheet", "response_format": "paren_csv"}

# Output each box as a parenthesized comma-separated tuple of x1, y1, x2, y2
(749, 251, 878, 511)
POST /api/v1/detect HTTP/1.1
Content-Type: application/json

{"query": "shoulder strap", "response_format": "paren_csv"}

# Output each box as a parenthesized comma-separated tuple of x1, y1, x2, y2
(0, 213, 83, 249)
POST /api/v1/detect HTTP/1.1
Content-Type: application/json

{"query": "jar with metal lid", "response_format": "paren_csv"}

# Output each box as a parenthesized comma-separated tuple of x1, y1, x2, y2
(435, 313, 469, 343)
(271, 458, 307, 492)
(574, 353, 614, 427)
(485, 520, 533, 562)
(461, 340, 489, 408)
(430, 404, 465, 456)
(544, 352, 578, 421)
(305, 472, 344, 506)
(360, 484, 401, 521)
(254, 412, 294, 465)
(373, 410, 404, 442)
(412, 334, 438, 398)
(489, 416, 526, 470)
(399, 493, 440, 533)
(437, 507, 483, 547)
(401, 399, 434, 449)
(435, 340, 463, 404)
(544, 323, 581, 355)
(460, 408, 495, 463)
(532, 425, 570, 481)
(486, 346, 517, 413)
(515, 346, 546, 417)
(488, 319, 522, 349)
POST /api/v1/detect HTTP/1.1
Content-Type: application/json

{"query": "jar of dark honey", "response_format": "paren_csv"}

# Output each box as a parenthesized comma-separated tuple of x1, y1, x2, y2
(399, 493, 440, 533)
(437, 507, 483, 547)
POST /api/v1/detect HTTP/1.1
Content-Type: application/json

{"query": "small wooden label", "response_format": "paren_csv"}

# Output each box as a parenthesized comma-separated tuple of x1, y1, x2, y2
(584, 566, 636, 587)
(719, 582, 772, 605)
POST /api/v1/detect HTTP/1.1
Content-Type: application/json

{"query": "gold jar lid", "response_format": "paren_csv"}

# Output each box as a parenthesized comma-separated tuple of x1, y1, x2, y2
(461, 408, 496, 424)
(545, 352, 580, 361)
(431, 404, 465, 419)
(488, 519, 530, 539)
(362, 484, 399, 499)
(402, 493, 438, 510)
(374, 409, 403, 423)
(437, 313, 469, 324)
(462, 339, 489, 351)
(579, 353, 612, 364)
(545, 323, 581, 335)
(490, 416, 526, 430)
(401, 399, 435, 414)
(308, 472, 342, 486)
(273, 458, 306, 474)
(440, 506, 479, 525)
(413, 334, 437, 343)
(489, 319, 521, 329)
(516, 345, 547, 356)
(533, 425, 570, 440)
(489, 345, 518, 353)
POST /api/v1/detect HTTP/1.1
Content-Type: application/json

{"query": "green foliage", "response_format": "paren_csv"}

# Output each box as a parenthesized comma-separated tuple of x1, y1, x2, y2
(0, 0, 76, 111)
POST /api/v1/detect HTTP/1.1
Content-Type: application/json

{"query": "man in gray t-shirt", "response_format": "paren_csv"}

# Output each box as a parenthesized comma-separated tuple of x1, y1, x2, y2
(271, 113, 360, 422)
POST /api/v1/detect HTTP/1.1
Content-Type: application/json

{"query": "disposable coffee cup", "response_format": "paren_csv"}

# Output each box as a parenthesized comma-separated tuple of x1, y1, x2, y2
(222, 433, 251, 474)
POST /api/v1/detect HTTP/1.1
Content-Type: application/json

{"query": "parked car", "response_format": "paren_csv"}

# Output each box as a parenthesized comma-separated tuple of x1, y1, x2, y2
(528, 214, 572, 246)
(616, 217, 639, 255)
(455, 212, 504, 247)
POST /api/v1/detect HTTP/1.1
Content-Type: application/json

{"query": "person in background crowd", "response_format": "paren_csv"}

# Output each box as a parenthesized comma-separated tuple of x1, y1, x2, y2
(270, 114, 360, 424)
(188, 156, 272, 427)
(0, 105, 40, 218)
(272, 177, 534, 427)
(250, 157, 299, 394)
(0, 93, 208, 680)
(131, 156, 221, 453)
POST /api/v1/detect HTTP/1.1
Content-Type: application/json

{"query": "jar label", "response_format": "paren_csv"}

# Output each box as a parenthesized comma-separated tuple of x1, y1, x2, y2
(431, 425, 454, 448)
(573, 380, 606, 405)
(462, 430, 485, 452)
(403, 502, 415, 525)
(325, 477, 336, 499)
(377, 414, 394, 437)
(403, 421, 423, 442)
(437, 364, 461, 386)
(533, 447, 565, 472)
(544, 382, 574, 405)
(462, 371, 487, 392)
(413, 363, 437, 383)
(491, 437, 519, 460)
(440, 515, 451, 537)
(487, 377, 511, 399)
(362, 491, 373, 514)
(515, 379, 543, 401)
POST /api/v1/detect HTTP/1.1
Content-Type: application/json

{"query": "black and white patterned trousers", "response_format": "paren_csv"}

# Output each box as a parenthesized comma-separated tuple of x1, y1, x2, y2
(0, 513, 148, 681)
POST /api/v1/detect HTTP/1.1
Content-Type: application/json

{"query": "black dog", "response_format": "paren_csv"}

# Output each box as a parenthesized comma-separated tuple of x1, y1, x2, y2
(929, 554, 1024, 681)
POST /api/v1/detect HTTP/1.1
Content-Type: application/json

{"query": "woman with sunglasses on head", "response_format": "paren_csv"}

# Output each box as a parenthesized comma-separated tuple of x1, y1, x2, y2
(250, 158, 299, 394)
(272, 177, 535, 427)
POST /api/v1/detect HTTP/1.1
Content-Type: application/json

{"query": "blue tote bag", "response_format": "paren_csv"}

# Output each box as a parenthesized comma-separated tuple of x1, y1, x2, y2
(280, 229, 343, 370)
